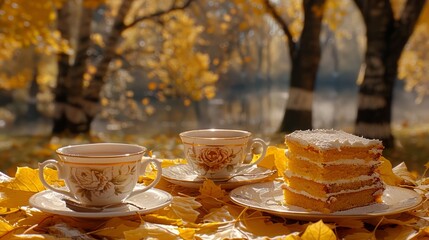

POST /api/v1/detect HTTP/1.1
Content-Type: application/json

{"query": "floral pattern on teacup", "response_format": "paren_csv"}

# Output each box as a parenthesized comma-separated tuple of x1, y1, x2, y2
(70, 165, 136, 201)
(187, 146, 240, 172)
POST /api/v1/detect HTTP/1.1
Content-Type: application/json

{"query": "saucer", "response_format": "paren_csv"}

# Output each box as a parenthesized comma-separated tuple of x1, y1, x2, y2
(29, 188, 172, 218)
(162, 164, 275, 189)
(230, 181, 423, 221)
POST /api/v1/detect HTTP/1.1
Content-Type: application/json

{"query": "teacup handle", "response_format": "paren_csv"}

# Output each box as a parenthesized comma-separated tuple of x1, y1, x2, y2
(236, 138, 268, 172)
(39, 159, 75, 199)
(128, 158, 162, 198)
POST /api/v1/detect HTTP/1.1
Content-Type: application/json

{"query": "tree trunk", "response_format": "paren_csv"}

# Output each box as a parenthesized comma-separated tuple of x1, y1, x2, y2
(354, 0, 425, 148)
(53, 5, 72, 134)
(50, 0, 197, 135)
(53, 6, 94, 135)
(278, 0, 326, 132)
(82, 0, 135, 128)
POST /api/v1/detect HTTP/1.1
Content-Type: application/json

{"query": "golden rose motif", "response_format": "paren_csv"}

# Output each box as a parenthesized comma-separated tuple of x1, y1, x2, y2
(196, 147, 236, 172)
(72, 168, 111, 192)
(70, 165, 135, 201)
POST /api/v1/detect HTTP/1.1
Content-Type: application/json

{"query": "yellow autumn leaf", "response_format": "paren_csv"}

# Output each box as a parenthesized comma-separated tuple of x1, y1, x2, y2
(335, 219, 364, 229)
(196, 222, 247, 239)
(199, 180, 226, 199)
(124, 222, 180, 240)
(343, 231, 376, 240)
(257, 146, 277, 169)
(259, 147, 287, 177)
(373, 217, 418, 227)
(0, 207, 18, 215)
(142, 214, 183, 226)
(301, 220, 336, 240)
(275, 148, 288, 178)
(0, 167, 61, 209)
(392, 162, 418, 185)
(178, 227, 196, 240)
(0, 188, 36, 208)
(203, 206, 235, 223)
(1, 167, 60, 192)
(239, 210, 293, 238)
(9, 209, 54, 227)
(0, 218, 13, 236)
(95, 218, 140, 239)
(198, 180, 229, 209)
(6, 234, 58, 239)
(377, 157, 403, 186)
(284, 234, 302, 240)
(152, 196, 201, 223)
(161, 159, 187, 169)
(375, 225, 416, 240)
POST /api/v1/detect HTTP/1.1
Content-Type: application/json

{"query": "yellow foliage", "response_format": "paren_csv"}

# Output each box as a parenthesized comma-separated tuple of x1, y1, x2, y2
(0, 69, 32, 90)
(1, 167, 59, 192)
(324, 0, 349, 32)
(398, 2, 429, 102)
(0, 0, 69, 60)
(258, 146, 287, 178)
(147, 11, 218, 102)
(178, 227, 196, 240)
(0, 218, 13, 236)
(238, 210, 293, 238)
(198, 180, 230, 210)
(123, 222, 181, 240)
(0, 167, 61, 209)
(152, 196, 201, 223)
(95, 217, 140, 239)
(301, 220, 336, 240)
(377, 157, 404, 186)
(1, 148, 429, 239)
(343, 231, 376, 240)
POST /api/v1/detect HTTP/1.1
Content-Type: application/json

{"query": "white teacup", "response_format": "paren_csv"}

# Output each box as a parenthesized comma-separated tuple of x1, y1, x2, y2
(38, 143, 162, 207)
(179, 129, 268, 178)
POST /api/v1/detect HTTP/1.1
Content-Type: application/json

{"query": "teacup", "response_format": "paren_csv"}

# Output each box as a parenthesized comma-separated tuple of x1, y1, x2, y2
(38, 143, 162, 207)
(179, 129, 268, 178)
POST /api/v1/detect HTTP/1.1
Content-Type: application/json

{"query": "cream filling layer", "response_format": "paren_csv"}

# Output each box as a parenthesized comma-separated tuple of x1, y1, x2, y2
(284, 170, 380, 185)
(282, 181, 384, 202)
(285, 150, 380, 167)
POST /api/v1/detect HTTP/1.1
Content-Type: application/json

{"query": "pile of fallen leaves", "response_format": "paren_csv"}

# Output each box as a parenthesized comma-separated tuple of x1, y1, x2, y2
(1, 147, 429, 239)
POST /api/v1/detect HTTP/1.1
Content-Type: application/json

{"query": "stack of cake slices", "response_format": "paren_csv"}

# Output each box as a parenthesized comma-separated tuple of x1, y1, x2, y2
(283, 129, 385, 213)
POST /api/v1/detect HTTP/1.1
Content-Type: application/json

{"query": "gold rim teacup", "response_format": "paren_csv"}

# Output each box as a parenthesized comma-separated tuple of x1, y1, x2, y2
(180, 129, 268, 179)
(39, 143, 162, 207)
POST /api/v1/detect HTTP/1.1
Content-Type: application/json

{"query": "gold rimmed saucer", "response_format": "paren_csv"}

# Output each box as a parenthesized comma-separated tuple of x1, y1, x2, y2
(29, 188, 172, 218)
(162, 164, 276, 189)
(230, 181, 423, 221)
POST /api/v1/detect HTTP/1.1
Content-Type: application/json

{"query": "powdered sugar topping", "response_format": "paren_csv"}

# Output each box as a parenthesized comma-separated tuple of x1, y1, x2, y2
(285, 129, 382, 150)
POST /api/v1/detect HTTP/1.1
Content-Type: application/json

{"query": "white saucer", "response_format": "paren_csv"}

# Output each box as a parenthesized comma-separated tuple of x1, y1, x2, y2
(29, 188, 172, 218)
(230, 181, 423, 220)
(162, 164, 275, 189)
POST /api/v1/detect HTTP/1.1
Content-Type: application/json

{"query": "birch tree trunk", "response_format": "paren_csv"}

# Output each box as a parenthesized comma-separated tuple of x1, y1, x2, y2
(354, 0, 425, 148)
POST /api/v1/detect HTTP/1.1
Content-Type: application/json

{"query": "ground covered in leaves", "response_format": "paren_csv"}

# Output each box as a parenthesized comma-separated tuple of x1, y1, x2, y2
(1, 146, 429, 239)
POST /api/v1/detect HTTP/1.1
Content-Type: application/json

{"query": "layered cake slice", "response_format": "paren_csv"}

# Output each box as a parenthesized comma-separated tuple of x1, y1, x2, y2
(283, 129, 385, 212)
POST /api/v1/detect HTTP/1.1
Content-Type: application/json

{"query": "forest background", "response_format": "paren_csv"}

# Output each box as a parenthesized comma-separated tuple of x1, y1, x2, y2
(1, 0, 429, 175)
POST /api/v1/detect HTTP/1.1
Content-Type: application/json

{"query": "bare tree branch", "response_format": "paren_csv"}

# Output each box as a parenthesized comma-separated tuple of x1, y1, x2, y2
(262, 0, 297, 58)
(122, 0, 195, 32)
